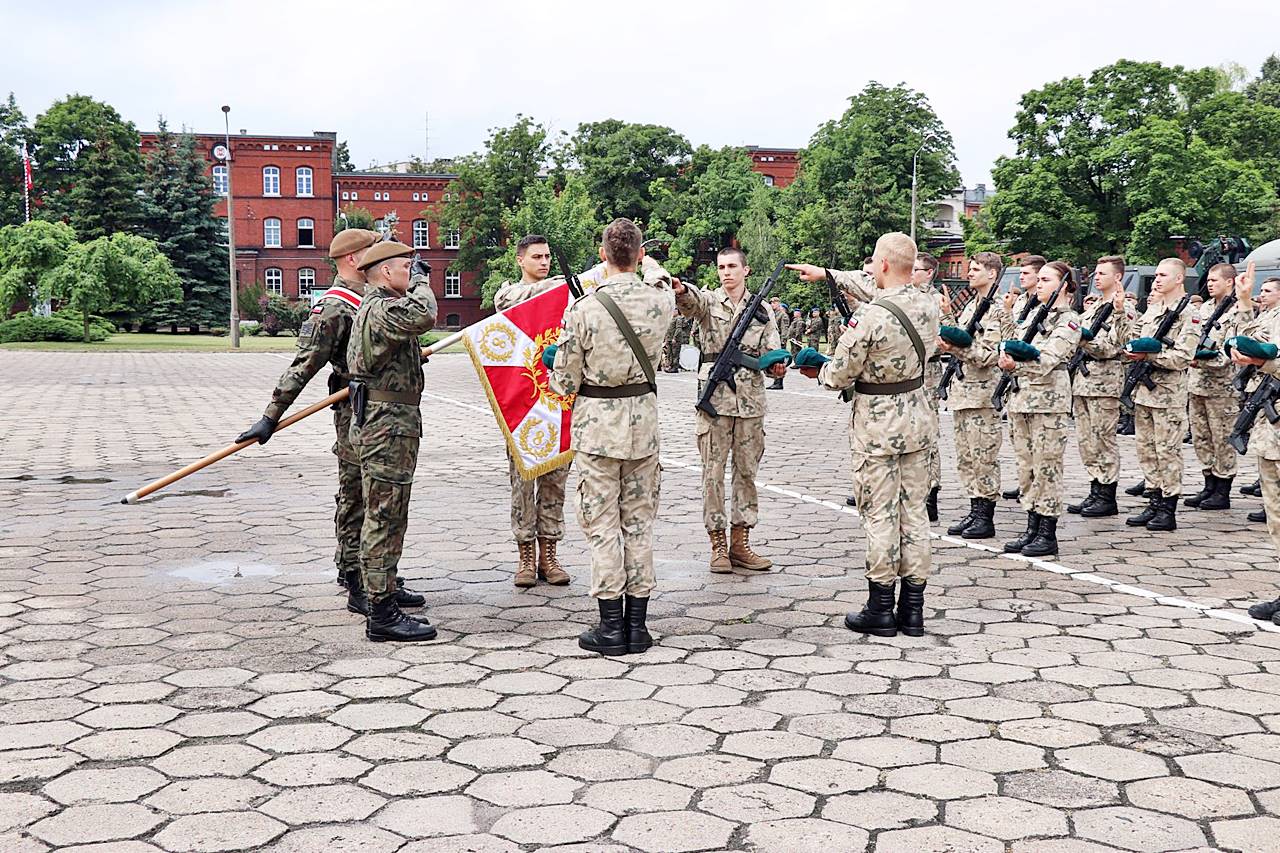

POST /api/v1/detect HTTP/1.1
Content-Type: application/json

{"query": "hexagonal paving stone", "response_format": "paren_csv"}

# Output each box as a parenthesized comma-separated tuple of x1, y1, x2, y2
(1211, 816, 1280, 853)
(875, 826, 1003, 853)
(395, 834, 519, 853)
(884, 763, 996, 799)
(342, 731, 448, 761)
(823, 791, 937, 831)
(767, 757, 878, 795)
(265, 824, 407, 852)
(247, 691, 348, 719)
(946, 795, 1068, 840)
(617, 724, 718, 758)
(29, 803, 163, 847)
(1002, 769, 1119, 808)
(1073, 806, 1207, 852)
(653, 753, 762, 787)
(1056, 744, 1170, 782)
(260, 784, 385, 824)
(373, 794, 480, 838)
(520, 718, 618, 747)
(998, 718, 1101, 748)
(0, 792, 57, 832)
(1126, 776, 1255, 819)
(361, 760, 477, 796)
(153, 811, 287, 852)
(1176, 751, 1280, 788)
(325, 701, 430, 731)
(247, 722, 353, 753)
(698, 781, 815, 822)
(890, 713, 990, 742)
(151, 744, 270, 778)
(75, 703, 180, 729)
(144, 778, 276, 815)
(548, 748, 652, 782)
(467, 769, 582, 807)
(42, 766, 167, 804)
(580, 778, 694, 814)
(721, 729, 822, 760)
(489, 804, 615, 846)
(447, 736, 554, 770)
(831, 736, 936, 768)
(940, 738, 1046, 773)
(744, 817, 869, 853)
(252, 753, 371, 787)
(168, 711, 269, 738)
(612, 811, 734, 852)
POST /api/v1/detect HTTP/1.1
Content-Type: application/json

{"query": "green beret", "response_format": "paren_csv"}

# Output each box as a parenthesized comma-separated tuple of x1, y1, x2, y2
(1194, 348, 1220, 361)
(758, 349, 791, 371)
(939, 325, 973, 348)
(1127, 337, 1163, 354)
(541, 344, 559, 369)
(358, 240, 413, 271)
(792, 346, 830, 368)
(1231, 336, 1279, 360)
(1003, 340, 1041, 362)
(1080, 327, 1096, 341)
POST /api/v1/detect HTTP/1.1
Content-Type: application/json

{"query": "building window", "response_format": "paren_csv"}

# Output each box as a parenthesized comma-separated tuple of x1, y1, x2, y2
(350, 191, 358, 201)
(342, 191, 350, 200)
(445, 313, 461, 327)
(264, 218, 281, 247)
(297, 218, 315, 247)
(298, 268, 315, 295)
(296, 167, 313, 196)
(762, 174, 775, 187)
(445, 271, 461, 297)
(374, 218, 386, 237)
(412, 192, 420, 202)
(264, 268, 282, 295)
(263, 166, 280, 196)
(445, 228, 460, 249)
(212, 165, 228, 195)
(412, 220, 429, 249)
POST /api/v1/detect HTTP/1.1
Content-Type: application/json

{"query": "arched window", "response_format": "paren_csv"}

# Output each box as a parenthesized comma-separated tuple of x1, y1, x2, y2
(296, 166, 313, 196)
(262, 166, 280, 195)
(212, 165, 228, 195)
(298, 268, 316, 295)
(412, 220, 429, 249)
(297, 218, 315, 247)
(264, 268, 283, 295)
(264, 218, 281, 247)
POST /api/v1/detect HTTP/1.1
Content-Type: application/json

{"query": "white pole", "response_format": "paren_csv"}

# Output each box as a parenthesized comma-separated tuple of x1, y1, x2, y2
(223, 106, 240, 349)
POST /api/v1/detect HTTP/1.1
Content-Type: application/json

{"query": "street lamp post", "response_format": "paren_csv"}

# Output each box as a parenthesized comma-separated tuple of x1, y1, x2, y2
(909, 134, 934, 244)
(222, 105, 240, 348)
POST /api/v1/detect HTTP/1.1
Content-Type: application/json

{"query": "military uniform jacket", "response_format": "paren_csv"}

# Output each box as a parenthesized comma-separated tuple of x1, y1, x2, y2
(494, 275, 566, 312)
(942, 289, 1015, 411)
(1006, 305, 1081, 414)
(827, 315, 844, 346)
(1130, 298, 1197, 410)
(804, 316, 823, 346)
(1252, 310, 1280, 461)
(264, 275, 364, 421)
(345, 276, 438, 440)
(549, 260, 675, 460)
(830, 269, 876, 305)
(818, 284, 940, 457)
(1072, 296, 1134, 398)
(776, 312, 790, 345)
(677, 284, 781, 419)
(1188, 297, 1253, 398)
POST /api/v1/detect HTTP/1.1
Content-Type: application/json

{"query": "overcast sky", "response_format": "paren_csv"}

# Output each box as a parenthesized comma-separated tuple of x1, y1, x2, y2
(5, 0, 1277, 188)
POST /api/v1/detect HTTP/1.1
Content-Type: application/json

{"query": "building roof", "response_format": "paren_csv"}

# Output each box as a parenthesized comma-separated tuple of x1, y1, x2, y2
(335, 170, 459, 180)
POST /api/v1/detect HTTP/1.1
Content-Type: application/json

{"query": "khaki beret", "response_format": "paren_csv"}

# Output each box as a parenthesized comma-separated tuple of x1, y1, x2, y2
(358, 240, 414, 271)
(328, 229, 380, 259)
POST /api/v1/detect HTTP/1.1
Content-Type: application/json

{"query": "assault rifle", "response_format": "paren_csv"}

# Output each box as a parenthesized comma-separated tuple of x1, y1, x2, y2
(1196, 294, 1236, 354)
(696, 259, 790, 418)
(992, 280, 1069, 411)
(1066, 302, 1114, 381)
(1119, 294, 1193, 412)
(1233, 364, 1258, 394)
(938, 286, 995, 401)
(1229, 374, 1280, 455)
(825, 269, 853, 324)
(553, 248, 586, 299)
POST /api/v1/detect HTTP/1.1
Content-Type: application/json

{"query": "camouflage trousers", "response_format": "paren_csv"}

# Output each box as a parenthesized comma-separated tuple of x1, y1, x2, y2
(924, 360, 942, 490)
(507, 453, 569, 543)
(1008, 411, 1070, 516)
(696, 413, 764, 531)
(333, 405, 364, 574)
(354, 430, 419, 604)
(853, 448, 932, 584)
(661, 340, 680, 372)
(1258, 456, 1280, 563)
(1073, 395, 1121, 484)
(1135, 403, 1185, 497)
(1188, 394, 1238, 478)
(952, 406, 1002, 500)
(576, 451, 661, 600)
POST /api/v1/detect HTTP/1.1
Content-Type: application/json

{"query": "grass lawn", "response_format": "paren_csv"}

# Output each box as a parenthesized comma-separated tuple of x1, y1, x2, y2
(0, 331, 453, 353)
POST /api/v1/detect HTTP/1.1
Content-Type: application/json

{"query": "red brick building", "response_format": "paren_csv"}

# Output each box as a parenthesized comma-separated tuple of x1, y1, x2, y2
(746, 146, 800, 188)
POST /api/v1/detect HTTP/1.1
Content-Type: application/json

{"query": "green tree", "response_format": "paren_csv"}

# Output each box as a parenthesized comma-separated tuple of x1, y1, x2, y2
(960, 203, 1001, 257)
(45, 232, 181, 340)
(647, 146, 760, 276)
(0, 219, 76, 314)
(335, 140, 355, 172)
(63, 126, 145, 239)
(336, 204, 375, 232)
(0, 93, 28, 227)
(568, 120, 692, 223)
(1247, 54, 1280, 109)
(139, 120, 230, 331)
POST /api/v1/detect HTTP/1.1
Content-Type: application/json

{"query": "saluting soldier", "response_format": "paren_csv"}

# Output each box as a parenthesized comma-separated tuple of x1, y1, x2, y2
(493, 235, 573, 588)
(346, 241, 439, 642)
(794, 232, 940, 637)
(548, 219, 674, 656)
(235, 228, 426, 616)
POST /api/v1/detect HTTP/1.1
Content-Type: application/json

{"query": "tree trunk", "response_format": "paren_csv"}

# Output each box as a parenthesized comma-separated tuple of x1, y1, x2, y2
(83, 312, 90, 343)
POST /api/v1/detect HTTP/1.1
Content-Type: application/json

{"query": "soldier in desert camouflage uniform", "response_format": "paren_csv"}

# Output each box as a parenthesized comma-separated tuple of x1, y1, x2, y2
(795, 232, 940, 638)
(493, 235, 574, 588)
(346, 241, 440, 643)
(912, 252, 945, 520)
(1001, 255, 1048, 500)
(548, 219, 674, 656)
(675, 247, 786, 574)
(997, 261, 1082, 557)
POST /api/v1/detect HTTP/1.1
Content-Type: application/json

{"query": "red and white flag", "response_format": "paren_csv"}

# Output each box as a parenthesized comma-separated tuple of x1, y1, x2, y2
(463, 282, 575, 480)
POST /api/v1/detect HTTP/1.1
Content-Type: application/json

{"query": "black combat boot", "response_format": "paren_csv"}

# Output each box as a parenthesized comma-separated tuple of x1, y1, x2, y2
(1199, 475, 1233, 510)
(1004, 511, 1040, 553)
(395, 585, 427, 608)
(1125, 479, 1148, 497)
(896, 580, 926, 637)
(846, 495, 857, 508)
(768, 377, 784, 390)
(1243, 479, 1262, 497)
(1002, 487, 1021, 500)
(1022, 515, 1059, 558)
(1081, 481, 1119, 517)
(366, 598, 438, 642)
(1126, 493, 1160, 526)
(624, 595, 652, 655)
(844, 580, 898, 637)
(1248, 598, 1280, 621)
(336, 568, 348, 588)
(345, 571, 367, 616)
(1146, 494, 1177, 531)
(962, 498, 996, 539)
(1118, 413, 1135, 435)
(926, 487, 939, 523)
(947, 499, 977, 535)
(1250, 509, 1268, 523)
(1067, 480, 1099, 514)
(1184, 472, 1214, 508)
(579, 597, 627, 656)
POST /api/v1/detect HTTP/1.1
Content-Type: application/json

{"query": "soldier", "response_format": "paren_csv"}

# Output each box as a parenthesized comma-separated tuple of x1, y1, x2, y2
(235, 229, 427, 616)
(548, 219, 674, 656)
(805, 307, 823, 350)
(912, 252, 945, 521)
(936, 252, 1014, 539)
(770, 298, 788, 390)
(826, 307, 843, 355)
(1185, 263, 1251, 511)
(1231, 273, 1278, 520)
(788, 309, 805, 355)
(493, 235, 573, 588)
(675, 247, 787, 574)
(661, 304, 682, 372)
(1123, 258, 1199, 532)
(996, 261, 1082, 557)
(794, 232, 940, 637)
(1001, 255, 1047, 500)
(1066, 255, 1132, 517)
(346, 241, 439, 642)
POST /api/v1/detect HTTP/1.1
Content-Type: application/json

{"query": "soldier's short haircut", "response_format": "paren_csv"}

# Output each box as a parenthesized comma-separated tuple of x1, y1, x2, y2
(875, 232, 917, 273)
(916, 252, 939, 273)
(1021, 255, 1047, 272)
(1044, 260, 1077, 292)
(1208, 262, 1237, 281)
(862, 256, 875, 266)
(717, 247, 747, 265)
(1264, 277, 1280, 287)
(971, 251, 1003, 277)
(602, 218, 643, 268)
(516, 234, 549, 256)
(1158, 257, 1187, 277)
(1096, 254, 1126, 275)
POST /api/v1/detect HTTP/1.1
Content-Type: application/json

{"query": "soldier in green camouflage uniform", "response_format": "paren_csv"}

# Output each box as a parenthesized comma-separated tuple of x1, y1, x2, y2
(236, 229, 426, 615)
(548, 219, 674, 656)
(770, 299, 789, 389)
(825, 308, 843, 355)
(661, 305, 683, 372)
(346, 241, 440, 642)
(805, 308, 823, 349)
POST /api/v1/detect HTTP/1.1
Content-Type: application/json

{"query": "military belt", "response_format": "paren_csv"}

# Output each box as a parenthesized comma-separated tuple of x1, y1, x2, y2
(366, 389, 421, 405)
(577, 383, 653, 399)
(853, 376, 925, 395)
(701, 352, 720, 364)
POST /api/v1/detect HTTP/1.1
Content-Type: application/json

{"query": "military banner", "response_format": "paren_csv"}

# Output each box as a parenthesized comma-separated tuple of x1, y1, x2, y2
(462, 282, 575, 480)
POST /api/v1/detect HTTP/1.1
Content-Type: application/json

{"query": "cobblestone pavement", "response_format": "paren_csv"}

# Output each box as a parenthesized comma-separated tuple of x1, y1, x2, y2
(3, 350, 1280, 853)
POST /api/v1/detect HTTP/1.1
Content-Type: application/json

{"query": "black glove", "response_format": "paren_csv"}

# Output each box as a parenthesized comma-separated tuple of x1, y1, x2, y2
(412, 256, 432, 279)
(237, 415, 277, 445)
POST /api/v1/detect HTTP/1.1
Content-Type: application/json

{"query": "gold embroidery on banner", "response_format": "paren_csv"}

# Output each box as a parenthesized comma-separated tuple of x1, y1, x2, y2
(521, 328, 575, 412)
(518, 417, 558, 460)
(477, 322, 517, 363)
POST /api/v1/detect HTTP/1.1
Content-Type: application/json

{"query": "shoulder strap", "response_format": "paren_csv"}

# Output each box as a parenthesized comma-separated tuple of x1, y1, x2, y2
(593, 289, 657, 394)
(873, 297, 926, 379)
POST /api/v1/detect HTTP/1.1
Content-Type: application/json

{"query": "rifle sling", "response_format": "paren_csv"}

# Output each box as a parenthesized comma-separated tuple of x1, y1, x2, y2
(593, 289, 657, 395)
